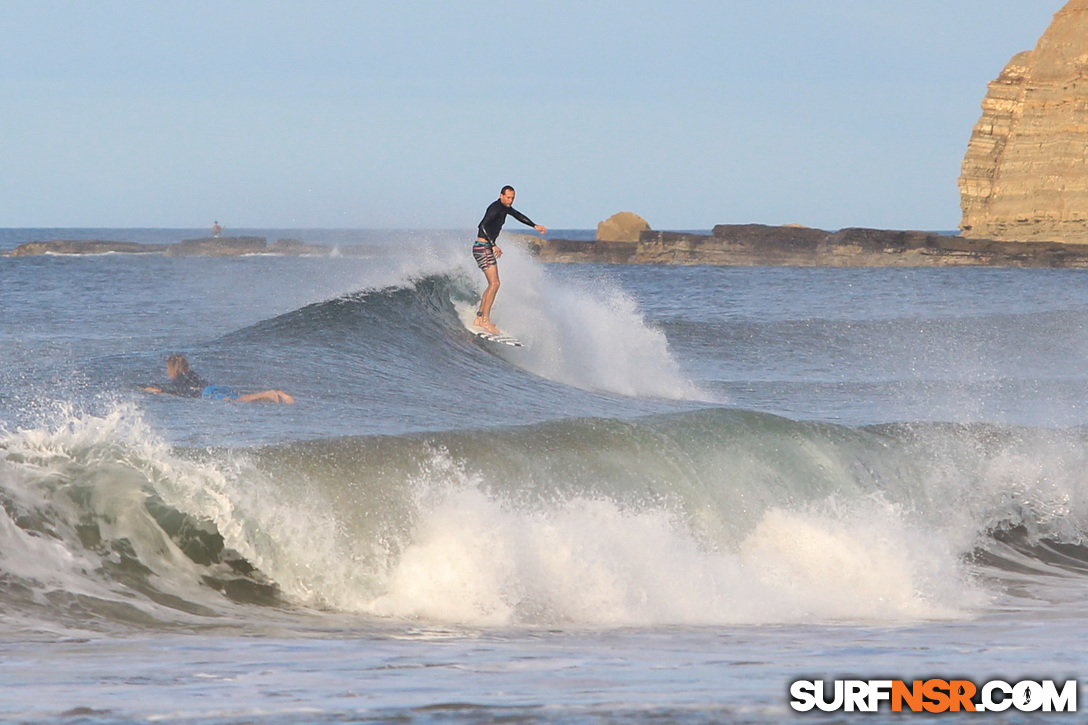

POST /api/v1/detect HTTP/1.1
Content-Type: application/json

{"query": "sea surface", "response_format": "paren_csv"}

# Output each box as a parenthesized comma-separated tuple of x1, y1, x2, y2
(2, 228, 1088, 722)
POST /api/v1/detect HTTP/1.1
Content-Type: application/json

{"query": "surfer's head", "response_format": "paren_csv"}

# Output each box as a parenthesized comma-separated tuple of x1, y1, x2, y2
(499, 186, 515, 206)
(166, 353, 191, 380)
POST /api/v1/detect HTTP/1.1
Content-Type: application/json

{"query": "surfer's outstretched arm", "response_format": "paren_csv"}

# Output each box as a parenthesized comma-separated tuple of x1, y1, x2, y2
(508, 207, 546, 235)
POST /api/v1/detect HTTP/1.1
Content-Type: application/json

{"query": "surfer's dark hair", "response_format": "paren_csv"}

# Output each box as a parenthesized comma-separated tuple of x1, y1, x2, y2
(501, 185, 515, 195)
(166, 353, 191, 376)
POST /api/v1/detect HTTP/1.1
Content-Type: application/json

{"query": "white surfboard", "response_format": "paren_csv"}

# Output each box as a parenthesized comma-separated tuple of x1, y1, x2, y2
(468, 324, 524, 347)
(457, 303, 524, 347)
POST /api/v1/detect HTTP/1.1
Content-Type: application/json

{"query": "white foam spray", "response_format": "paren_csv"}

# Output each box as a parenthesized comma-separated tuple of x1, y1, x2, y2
(314, 230, 705, 401)
(460, 240, 706, 400)
(358, 451, 981, 627)
(0, 404, 246, 629)
(9, 405, 1056, 631)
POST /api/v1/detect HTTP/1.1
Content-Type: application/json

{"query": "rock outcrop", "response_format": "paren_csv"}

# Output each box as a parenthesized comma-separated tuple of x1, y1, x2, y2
(165, 236, 270, 257)
(596, 211, 650, 242)
(267, 238, 331, 255)
(6, 236, 342, 257)
(527, 224, 1088, 267)
(9, 240, 167, 256)
(959, 1, 1088, 243)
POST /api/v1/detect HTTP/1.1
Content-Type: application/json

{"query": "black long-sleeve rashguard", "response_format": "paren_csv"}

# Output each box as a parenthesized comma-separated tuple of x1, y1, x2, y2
(476, 200, 537, 244)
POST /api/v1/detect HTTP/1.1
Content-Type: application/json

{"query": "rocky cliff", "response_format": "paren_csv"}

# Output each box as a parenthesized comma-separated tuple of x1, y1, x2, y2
(959, 0, 1088, 243)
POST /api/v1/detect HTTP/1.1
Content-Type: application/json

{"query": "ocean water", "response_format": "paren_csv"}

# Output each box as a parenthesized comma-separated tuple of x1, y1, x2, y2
(2, 228, 1088, 722)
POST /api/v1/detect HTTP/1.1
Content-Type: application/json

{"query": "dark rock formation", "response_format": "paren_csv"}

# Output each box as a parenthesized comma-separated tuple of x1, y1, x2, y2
(268, 238, 333, 255)
(6, 236, 338, 257)
(524, 238, 638, 264)
(4, 234, 343, 256)
(527, 224, 1088, 267)
(164, 236, 270, 257)
(9, 240, 167, 256)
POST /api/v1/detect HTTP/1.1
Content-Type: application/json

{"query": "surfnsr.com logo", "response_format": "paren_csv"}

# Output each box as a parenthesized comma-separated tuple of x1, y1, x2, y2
(790, 679, 1078, 713)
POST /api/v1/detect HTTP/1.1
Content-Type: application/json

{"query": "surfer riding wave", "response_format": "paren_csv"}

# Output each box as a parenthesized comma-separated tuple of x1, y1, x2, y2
(473, 185, 546, 334)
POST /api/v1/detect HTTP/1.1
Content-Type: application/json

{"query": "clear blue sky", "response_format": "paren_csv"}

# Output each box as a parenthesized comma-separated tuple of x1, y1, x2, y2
(0, 1, 1064, 231)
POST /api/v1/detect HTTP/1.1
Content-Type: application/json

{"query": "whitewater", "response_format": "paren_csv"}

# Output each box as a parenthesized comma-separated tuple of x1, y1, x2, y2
(2, 228, 1088, 723)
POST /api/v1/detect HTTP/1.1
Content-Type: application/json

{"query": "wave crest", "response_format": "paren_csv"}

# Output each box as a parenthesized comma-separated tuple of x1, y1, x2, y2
(6, 406, 1088, 629)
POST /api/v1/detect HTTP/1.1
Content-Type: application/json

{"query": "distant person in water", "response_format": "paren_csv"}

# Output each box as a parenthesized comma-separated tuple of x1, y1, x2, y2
(473, 185, 546, 334)
(212, 221, 222, 238)
(142, 354, 294, 403)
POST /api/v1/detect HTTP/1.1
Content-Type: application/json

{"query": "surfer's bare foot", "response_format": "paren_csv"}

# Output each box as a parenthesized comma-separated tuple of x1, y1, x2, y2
(474, 316, 499, 334)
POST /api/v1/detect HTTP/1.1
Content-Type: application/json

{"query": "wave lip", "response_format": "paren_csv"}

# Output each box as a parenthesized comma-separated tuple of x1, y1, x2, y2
(0, 406, 284, 634)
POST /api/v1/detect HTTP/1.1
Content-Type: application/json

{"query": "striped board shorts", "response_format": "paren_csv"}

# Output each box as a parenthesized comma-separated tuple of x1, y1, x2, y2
(472, 241, 497, 270)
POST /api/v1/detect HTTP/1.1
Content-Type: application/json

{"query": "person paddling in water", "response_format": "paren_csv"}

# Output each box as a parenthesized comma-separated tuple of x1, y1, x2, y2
(473, 185, 546, 334)
(142, 354, 294, 403)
